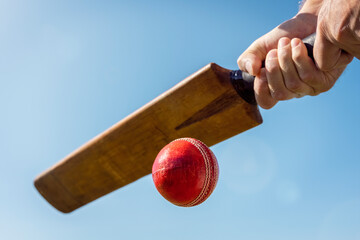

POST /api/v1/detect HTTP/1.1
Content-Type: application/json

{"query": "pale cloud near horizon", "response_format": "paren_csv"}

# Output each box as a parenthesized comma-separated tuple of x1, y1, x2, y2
(218, 136, 277, 195)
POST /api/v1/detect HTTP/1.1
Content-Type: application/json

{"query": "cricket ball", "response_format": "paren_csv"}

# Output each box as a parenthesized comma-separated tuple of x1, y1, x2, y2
(152, 138, 219, 207)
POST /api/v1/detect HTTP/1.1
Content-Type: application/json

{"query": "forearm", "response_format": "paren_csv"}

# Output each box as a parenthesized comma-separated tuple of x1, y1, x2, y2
(298, 0, 323, 15)
(289, 0, 323, 35)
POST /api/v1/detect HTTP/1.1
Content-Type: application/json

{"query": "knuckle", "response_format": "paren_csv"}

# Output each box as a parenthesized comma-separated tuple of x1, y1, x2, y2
(299, 72, 313, 84)
(272, 90, 289, 101)
(265, 49, 278, 73)
(286, 80, 302, 92)
(266, 61, 278, 73)
(292, 49, 302, 62)
(278, 48, 290, 59)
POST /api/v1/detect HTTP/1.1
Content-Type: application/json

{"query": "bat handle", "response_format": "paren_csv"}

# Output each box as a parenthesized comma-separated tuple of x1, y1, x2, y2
(232, 33, 316, 105)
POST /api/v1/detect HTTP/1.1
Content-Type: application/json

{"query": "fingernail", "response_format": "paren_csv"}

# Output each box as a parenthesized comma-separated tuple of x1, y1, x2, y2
(278, 38, 290, 48)
(246, 61, 252, 74)
(291, 38, 301, 48)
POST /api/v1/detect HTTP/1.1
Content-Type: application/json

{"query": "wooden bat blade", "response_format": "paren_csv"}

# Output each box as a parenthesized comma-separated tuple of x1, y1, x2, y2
(34, 63, 262, 213)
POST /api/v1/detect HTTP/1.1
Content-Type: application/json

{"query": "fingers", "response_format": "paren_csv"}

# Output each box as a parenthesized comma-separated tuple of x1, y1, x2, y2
(246, 35, 351, 110)
(265, 38, 314, 98)
(265, 49, 294, 100)
(277, 38, 314, 98)
(290, 38, 318, 95)
(256, 37, 318, 109)
(254, 69, 278, 110)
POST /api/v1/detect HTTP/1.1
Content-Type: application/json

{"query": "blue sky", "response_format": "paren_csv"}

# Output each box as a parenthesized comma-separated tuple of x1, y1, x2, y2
(0, 0, 359, 239)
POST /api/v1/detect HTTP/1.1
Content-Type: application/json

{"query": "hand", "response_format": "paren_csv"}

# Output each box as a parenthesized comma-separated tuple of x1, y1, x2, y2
(237, 11, 318, 78)
(315, 0, 360, 70)
(237, 0, 354, 109)
(256, 36, 352, 109)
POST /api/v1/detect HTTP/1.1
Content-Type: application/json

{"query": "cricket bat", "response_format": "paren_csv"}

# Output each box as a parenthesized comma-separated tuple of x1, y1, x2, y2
(34, 34, 315, 213)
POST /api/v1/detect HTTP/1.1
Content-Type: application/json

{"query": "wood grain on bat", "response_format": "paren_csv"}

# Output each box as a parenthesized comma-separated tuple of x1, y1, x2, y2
(175, 90, 240, 130)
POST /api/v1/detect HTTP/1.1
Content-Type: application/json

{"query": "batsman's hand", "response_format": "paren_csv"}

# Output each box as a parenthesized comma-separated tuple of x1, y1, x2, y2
(237, 0, 353, 109)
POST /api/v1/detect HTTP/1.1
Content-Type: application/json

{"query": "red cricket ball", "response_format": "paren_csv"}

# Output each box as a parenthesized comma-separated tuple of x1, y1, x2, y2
(152, 138, 219, 207)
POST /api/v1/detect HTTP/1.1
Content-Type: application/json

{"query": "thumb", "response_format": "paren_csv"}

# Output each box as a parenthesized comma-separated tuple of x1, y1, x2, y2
(237, 40, 266, 76)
